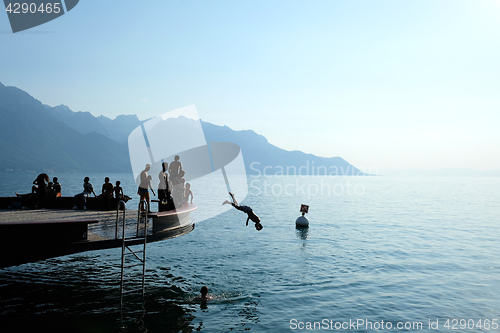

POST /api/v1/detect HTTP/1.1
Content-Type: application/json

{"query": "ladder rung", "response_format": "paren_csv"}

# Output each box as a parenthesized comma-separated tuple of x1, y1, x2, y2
(122, 263, 144, 268)
(123, 251, 144, 255)
(119, 202, 149, 300)
(124, 237, 146, 242)
(124, 235, 146, 239)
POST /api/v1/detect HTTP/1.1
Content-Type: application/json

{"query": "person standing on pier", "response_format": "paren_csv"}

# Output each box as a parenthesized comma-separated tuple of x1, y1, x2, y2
(138, 164, 155, 212)
(168, 155, 182, 180)
(158, 162, 170, 202)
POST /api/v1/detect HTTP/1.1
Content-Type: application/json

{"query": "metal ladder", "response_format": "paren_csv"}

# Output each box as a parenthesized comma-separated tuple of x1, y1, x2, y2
(117, 200, 149, 308)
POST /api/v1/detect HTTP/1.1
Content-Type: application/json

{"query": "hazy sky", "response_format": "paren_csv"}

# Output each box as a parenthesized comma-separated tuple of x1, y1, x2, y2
(1, 0, 499, 172)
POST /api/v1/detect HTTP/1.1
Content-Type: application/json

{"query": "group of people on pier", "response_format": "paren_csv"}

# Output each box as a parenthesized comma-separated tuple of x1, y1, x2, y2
(138, 155, 194, 212)
(17, 173, 130, 210)
(16, 173, 61, 208)
(73, 176, 131, 209)
(17, 156, 195, 211)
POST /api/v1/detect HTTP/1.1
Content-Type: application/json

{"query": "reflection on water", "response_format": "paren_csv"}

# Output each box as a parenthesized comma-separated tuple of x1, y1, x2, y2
(0, 254, 198, 333)
(295, 226, 309, 241)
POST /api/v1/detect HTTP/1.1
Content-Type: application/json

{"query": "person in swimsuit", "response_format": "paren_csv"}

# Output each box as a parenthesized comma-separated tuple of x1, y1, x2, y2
(199, 286, 211, 301)
(223, 192, 263, 231)
(114, 181, 132, 202)
(114, 181, 124, 199)
(138, 164, 155, 212)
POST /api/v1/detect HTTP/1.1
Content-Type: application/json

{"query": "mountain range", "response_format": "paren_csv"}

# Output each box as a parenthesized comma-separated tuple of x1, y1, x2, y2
(0, 82, 364, 175)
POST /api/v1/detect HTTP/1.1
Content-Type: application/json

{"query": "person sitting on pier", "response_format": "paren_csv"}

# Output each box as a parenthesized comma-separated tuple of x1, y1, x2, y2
(114, 181, 132, 202)
(223, 192, 263, 231)
(114, 181, 124, 199)
(100, 177, 114, 198)
(52, 177, 62, 198)
(73, 177, 97, 209)
(45, 177, 62, 206)
(33, 173, 49, 208)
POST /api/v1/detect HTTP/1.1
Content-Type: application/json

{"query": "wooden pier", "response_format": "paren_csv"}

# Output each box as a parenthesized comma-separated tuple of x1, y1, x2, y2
(0, 205, 196, 268)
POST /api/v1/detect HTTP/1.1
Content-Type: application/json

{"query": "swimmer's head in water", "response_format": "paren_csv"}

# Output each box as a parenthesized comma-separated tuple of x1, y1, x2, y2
(200, 286, 208, 296)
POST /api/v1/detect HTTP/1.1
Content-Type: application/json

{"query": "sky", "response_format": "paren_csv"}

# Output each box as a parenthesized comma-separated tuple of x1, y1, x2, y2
(1, 0, 500, 173)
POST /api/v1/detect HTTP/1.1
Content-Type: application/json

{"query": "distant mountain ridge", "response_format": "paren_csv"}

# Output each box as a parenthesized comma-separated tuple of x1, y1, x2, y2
(0, 82, 129, 172)
(0, 82, 364, 175)
(45, 104, 140, 144)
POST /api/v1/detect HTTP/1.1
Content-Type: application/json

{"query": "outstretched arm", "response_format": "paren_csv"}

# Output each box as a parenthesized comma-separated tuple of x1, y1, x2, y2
(246, 216, 250, 226)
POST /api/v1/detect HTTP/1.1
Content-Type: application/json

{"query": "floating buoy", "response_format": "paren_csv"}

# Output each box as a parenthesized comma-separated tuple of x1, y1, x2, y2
(295, 204, 309, 228)
(295, 215, 309, 228)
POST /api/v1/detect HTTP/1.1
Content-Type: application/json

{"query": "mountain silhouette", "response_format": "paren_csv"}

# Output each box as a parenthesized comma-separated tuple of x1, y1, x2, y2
(0, 82, 128, 172)
(0, 82, 364, 175)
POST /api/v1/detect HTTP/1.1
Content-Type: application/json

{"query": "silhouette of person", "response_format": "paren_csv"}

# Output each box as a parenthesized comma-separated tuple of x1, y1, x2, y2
(100, 177, 114, 198)
(114, 181, 124, 199)
(138, 164, 155, 211)
(114, 181, 132, 202)
(16, 173, 49, 202)
(74, 177, 96, 209)
(158, 162, 174, 210)
(168, 155, 182, 180)
(223, 192, 263, 231)
(158, 162, 170, 202)
(194, 286, 212, 302)
(178, 169, 186, 187)
(171, 169, 186, 207)
(183, 183, 193, 204)
(33, 173, 49, 208)
(52, 177, 61, 197)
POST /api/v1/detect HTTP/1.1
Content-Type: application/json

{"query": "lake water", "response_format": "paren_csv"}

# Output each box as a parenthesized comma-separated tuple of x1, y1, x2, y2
(0, 172, 499, 332)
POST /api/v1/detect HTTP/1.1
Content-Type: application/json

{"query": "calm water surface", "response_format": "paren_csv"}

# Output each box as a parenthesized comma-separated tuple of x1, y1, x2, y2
(0, 172, 499, 332)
